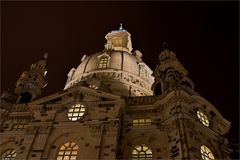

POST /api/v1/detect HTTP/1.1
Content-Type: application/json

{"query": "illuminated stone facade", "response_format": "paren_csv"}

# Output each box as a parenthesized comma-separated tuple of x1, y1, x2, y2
(0, 27, 230, 160)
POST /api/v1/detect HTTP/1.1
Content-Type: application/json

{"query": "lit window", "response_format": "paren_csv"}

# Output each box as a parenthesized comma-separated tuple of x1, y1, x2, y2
(98, 57, 109, 69)
(0, 149, 17, 160)
(132, 118, 151, 126)
(57, 142, 78, 160)
(68, 103, 85, 121)
(132, 144, 152, 160)
(197, 111, 209, 127)
(12, 123, 26, 130)
(200, 145, 214, 160)
(139, 66, 148, 79)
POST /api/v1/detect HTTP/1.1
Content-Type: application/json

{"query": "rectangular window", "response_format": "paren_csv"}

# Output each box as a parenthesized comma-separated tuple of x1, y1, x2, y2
(98, 57, 108, 69)
(132, 118, 151, 126)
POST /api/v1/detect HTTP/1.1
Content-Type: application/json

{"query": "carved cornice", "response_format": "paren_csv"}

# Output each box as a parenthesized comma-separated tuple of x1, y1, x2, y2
(65, 69, 153, 94)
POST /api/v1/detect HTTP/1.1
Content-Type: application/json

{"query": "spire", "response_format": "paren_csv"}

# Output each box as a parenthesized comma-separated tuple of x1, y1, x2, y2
(14, 53, 48, 103)
(152, 45, 195, 95)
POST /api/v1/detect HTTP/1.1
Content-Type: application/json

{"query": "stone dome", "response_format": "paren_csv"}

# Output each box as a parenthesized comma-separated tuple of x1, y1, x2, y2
(64, 26, 154, 96)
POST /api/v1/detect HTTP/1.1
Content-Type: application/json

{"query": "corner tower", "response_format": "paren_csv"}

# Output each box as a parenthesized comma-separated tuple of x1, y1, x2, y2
(152, 43, 195, 95)
(14, 53, 48, 103)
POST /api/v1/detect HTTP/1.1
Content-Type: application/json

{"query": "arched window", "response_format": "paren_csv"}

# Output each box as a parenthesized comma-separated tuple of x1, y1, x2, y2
(98, 57, 109, 68)
(132, 144, 152, 160)
(19, 92, 32, 103)
(197, 111, 209, 127)
(67, 103, 86, 121)
(200, 145, 214, 160)
(57, 142, 78, 160)
(0, 149, 17, 160)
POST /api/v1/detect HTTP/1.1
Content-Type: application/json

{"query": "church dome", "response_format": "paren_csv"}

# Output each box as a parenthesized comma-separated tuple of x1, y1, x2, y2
(64, 25, 154, 96)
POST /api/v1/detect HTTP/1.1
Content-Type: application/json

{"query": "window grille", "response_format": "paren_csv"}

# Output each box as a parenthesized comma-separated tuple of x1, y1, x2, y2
(197, 111, 209, 127)
(68, 103, 85, 121)
(0, 149, 17, 160)
(200, 145, 214, 160)
(57, 142, 78, 160)
(132, 144, 152, 160)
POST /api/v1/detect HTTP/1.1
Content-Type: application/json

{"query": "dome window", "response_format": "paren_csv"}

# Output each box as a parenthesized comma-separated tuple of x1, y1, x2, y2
(98, 57, 108, 68)
(97, 53, 111, 69)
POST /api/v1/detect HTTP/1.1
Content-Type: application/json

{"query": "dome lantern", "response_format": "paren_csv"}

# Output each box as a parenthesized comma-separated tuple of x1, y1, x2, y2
(104, 24, 133, 53)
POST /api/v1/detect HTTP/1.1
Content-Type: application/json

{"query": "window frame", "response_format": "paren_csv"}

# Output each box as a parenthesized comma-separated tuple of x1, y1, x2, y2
(132, 144, 153, 160)
(67, 103, 86, 121)
(197, 110, 210, 127)
(0, 149, 17, 160)
(56, 142, 78, 160)
(98, 57, 108, 69)
(97, 53, 111, 69)
(200, 145, 215, 160)
(132, 118, 152, 126)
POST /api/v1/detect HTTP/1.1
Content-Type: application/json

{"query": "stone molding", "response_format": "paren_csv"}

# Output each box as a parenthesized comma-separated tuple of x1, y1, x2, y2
(64, 69, 153, 95)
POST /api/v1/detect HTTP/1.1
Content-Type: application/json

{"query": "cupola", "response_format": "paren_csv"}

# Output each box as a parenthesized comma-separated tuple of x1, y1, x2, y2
(104, 24, 133, 53)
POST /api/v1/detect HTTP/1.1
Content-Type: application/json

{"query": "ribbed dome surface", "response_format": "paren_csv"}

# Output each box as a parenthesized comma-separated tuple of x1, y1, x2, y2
(72, 51, 140, 79)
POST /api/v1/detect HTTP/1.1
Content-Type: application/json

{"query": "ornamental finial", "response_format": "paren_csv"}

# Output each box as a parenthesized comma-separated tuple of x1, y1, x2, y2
(119, 23, 123, 30)
(42, 53, 48, 60)
(162, 42, 169, 50)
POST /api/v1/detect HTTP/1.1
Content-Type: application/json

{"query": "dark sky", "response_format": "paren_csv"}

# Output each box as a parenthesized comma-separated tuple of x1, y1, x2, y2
(1, 1, 239, 143)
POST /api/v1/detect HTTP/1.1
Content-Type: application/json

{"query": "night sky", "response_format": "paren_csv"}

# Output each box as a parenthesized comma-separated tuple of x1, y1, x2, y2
(1, 2, 239, 143)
